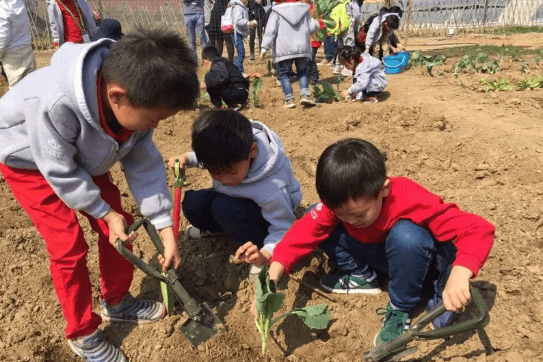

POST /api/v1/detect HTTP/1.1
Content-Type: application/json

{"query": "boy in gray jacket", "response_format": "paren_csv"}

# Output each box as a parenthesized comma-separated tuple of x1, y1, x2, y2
(168, 109, 302, 277)
(259, 0, 319, 108)
(0, 29, 198, 362)
(230, 0, 254, 75)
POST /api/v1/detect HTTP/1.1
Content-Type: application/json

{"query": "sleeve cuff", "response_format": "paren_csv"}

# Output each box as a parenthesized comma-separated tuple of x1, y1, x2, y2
(452, 254, 482, 278)
(148, 211, 173, 230)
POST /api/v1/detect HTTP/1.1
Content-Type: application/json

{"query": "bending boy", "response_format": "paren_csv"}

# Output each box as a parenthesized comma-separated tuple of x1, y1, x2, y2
(201, 45, 249, 110)
(0, 29, 199, 361)
(169, 109, 301, 274)
(251, 138, 495, 346)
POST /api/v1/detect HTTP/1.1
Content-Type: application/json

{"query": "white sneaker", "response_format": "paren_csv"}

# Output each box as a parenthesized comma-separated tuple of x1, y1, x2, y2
(332, 65, 342, 75)
(184, 225, 225, 240)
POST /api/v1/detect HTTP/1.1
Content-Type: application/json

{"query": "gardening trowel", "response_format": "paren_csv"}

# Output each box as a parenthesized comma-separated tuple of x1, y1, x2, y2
(115, 218, 227, 347)
(363, 285, 490, 362)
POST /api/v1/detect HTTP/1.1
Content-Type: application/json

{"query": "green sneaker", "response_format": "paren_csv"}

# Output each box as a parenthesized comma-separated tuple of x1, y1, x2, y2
(320, 271, 382, 294)
(374, 303, 411, 346)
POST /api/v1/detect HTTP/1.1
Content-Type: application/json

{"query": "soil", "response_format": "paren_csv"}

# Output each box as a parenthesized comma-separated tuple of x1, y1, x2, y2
(1, 33, 543, 362)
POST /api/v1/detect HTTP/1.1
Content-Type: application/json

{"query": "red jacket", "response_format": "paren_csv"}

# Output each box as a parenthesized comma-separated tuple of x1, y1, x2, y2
(272, 177, 495, 276)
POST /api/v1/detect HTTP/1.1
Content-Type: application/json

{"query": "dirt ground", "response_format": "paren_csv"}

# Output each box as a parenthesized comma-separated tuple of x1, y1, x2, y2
(1, 32, 543, 362)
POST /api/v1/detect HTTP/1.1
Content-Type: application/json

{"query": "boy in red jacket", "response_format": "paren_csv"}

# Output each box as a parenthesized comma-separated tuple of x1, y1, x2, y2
(244, 138, 495, 346)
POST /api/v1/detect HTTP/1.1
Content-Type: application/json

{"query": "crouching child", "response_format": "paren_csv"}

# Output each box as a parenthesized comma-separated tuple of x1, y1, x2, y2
(253, 138, 495, 347)
(168, 109, 302, 277)
(201, 45, 249, 110)
(338, 45, 387, 103)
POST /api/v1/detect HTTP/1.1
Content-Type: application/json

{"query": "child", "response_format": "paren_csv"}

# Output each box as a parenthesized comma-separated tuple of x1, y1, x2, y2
(230, 0, 253, 75)
(201, 45, 249, 109)
(363, 6, 406, 60)
(248, 0, 267, 60)
(0, 29, 199, 361)
(207, 0, 235, 61)
(259, 0, 319, 108)
(338, 45, 387, 103)
(250, 138, 495, 346)
(46, 0, 98, 48)
(168, 109, 302, 275)
(0, 0, 36, 88)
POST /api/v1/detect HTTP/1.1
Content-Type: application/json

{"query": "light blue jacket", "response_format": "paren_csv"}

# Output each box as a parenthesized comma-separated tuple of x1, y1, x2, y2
(0, 40, 173, 229)
(187, 121, 302, 255)
(365, 12, 399, 48)
(260, 2, 319, 63)
(46, 0, 97, 45)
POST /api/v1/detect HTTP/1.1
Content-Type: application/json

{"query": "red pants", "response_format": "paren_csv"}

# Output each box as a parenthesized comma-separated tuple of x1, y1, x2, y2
(0, 164, 134, 339)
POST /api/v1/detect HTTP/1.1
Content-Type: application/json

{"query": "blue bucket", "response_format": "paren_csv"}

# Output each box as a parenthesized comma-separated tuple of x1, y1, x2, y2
(383, 52, 411, 74)
(383, 53, 404, 74)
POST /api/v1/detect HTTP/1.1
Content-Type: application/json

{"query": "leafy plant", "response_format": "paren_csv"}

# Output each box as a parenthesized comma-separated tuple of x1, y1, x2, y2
(480, 77, 514, 92)
(452, 53, 501, 76)
(251, 77, 263, 107)
(520, 63, 530, 74)
(313, 82, 341, 103)
(516, 75, 543, 90)
(336, 75, 345, 91)
(254, 266, 330, 354)
(266, 60, 272, 76)
(411, 52, 446, 76)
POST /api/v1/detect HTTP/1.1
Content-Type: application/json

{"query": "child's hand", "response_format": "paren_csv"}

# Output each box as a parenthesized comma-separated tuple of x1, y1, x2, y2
(102, 210, 138, 246)
(259, 52, 265, 61)
(200, 81, 206, 89)
(442, 265, 473, 312)
(341, 90, 350, 99)
(167, 153, 190, 170)
(235, 241, 271, 266)
(157, 226, 181, 271)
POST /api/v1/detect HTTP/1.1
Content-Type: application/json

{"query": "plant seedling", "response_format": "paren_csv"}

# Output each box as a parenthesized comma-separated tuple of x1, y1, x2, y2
(313, 82, 341, 103)
(254, 265, 330, 354)
(411, 52, 446, 76)
(252, 77, 263, 107)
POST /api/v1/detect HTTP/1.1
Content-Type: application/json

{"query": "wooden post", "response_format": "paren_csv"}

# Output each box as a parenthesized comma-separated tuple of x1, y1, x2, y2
(403, 0, 413, 46)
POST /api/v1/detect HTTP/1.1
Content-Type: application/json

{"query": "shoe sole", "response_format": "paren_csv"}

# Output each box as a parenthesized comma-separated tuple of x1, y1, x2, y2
(101, 311, 165, 324)
(68, 339, 128, 362)
(320, 284, 382, 294)
(300, 100, 316, 106)
(283, 104, 296, 109)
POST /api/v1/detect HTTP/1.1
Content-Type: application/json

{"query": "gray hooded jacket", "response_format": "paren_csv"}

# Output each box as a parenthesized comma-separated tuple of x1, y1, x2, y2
(230, 0, 249, 38)
(0, 40, 173, 229)
(349, 52, 388, 95)
(365, 12, 399, 48)
(186, 121, 302, 255)
(260, 2, 319, 63)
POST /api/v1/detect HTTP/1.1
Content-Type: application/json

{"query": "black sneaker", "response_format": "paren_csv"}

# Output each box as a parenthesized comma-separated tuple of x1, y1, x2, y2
(320, 271, 382, 294)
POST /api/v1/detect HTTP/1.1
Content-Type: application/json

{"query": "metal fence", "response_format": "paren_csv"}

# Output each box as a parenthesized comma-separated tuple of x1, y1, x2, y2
(26, 0, 543, 49)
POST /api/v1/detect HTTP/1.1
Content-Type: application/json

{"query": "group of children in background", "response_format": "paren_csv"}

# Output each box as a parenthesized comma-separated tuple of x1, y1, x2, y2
(0, 2, 496, 362)
(199, 0, 406, 108)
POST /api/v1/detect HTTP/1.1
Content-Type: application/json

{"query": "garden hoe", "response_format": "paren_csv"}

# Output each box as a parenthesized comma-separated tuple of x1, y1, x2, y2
(115, 218, 227, 347)
(364, 285, 490, 362)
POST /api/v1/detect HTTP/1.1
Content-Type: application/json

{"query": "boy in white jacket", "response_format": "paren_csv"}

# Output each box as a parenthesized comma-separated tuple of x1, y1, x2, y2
(259, 0, 319, 108)
(0, 0, 36, 88)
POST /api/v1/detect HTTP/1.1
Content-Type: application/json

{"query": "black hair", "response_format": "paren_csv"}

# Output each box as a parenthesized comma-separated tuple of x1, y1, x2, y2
(338, 45, 363, 65)
(381, 6, 402, 30)
(191, 109, 254, 173)
(356, 0, 364, 7)
(316, 138, 387, 209)
(201, 45, 220, 61)
(102, 28, 199, 110)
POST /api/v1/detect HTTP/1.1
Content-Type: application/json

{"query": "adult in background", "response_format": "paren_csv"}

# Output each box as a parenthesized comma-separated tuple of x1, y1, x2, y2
(183, 0, 209, 60)
(46, 0, 97, 48)
(207, 0, 234, 61)
(247, 0, 266, 60)
(0, 0, 36, 88)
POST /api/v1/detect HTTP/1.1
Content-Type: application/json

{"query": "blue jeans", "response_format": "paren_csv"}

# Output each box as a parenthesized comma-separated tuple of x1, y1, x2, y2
(324, 35, 338, 62)
(182, 189, 270, 246)
(319, 219, 456, 311)
(185, 13, 208, 59)
(276, 57, 310, 100)
(232, 32, 245, 73)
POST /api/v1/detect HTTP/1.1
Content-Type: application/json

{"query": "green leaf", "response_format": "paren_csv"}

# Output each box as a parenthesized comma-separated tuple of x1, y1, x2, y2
(255, 265, 285, 317)
(253, 77, 263, 92)
(161, 272, 174, 316)
(288, 304, 330, 329)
